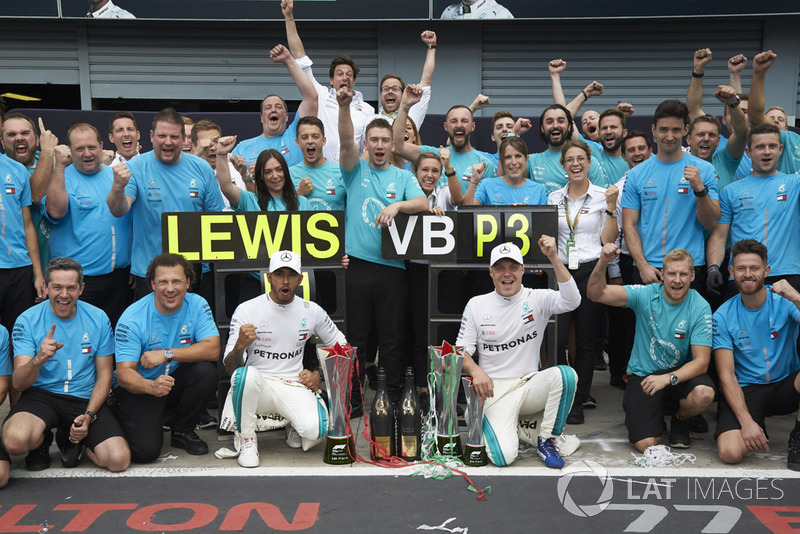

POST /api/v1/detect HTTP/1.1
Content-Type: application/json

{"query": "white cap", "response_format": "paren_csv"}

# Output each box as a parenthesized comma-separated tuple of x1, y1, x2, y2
(269, 250, 302, 274)
(490, 242, 524, 267)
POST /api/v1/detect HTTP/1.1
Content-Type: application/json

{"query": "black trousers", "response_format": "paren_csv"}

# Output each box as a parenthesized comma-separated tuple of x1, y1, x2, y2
(556, 260, 606, 405)
(82, 267, 133, 328)
(606, 254, 636, 381)
(0, 265, 34, 339)
(114, 361, 217, 463)
(346, 257, 407, 406)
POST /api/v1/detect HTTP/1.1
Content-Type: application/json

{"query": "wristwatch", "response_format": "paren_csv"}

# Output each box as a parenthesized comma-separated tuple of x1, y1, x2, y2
(84, 410, 98, 423)
(164, 349, 175, 361)
(668, 373, 679, 386)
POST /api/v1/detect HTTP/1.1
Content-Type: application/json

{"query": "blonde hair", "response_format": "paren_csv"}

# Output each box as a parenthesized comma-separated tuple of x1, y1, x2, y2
(662, 249, 694, 271)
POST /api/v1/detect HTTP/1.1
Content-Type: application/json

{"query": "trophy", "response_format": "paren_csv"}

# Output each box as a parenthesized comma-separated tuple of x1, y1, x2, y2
(429, 341, 464, 457)
(461, 376, 487, 466)
(318, 343, 356, 464)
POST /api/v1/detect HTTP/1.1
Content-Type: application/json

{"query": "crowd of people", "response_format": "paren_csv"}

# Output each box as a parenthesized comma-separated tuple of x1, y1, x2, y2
(0, 0, 799, 479)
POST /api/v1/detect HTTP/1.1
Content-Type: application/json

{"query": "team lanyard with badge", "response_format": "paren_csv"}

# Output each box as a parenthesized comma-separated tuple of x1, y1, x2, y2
(563, 195, 590, 270)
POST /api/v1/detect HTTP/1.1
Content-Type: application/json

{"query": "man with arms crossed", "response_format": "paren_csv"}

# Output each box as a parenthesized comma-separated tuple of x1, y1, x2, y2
(457, 240, 580, 468)
(713, 240, 800, 469)
(588, 243, 716, 450)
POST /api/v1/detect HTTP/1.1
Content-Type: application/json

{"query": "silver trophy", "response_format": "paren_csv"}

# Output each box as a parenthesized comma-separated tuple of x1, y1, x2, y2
(429, 341, 464, 457)
(461, 376, 487, 466)
(318, 343, 356, 464)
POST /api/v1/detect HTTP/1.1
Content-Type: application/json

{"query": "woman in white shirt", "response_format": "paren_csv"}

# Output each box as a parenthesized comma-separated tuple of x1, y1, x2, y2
(547, 140, 619, 425)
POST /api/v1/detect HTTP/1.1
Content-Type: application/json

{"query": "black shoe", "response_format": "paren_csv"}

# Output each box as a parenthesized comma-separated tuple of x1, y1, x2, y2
(669, 415, 691, 448)
(25, 430, 53, 471)
(55, 428, 83, 468)
(788, 431, 800, 471)
(195, 409, 218, 430)
(162, 411, 175, 431)
(687, 414, 708, 433)
(349, 404, 364, 419)
(566, 404, 584, 425)
(171, 430, 209, 455)
(609, 376, 627, 391)
(594, 355, 608, 371)
(365, 365, 378, 391)
(582, 395, 597, 409)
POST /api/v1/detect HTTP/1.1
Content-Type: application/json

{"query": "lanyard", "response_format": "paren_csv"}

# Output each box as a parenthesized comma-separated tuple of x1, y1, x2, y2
(563, 193, 591, 240)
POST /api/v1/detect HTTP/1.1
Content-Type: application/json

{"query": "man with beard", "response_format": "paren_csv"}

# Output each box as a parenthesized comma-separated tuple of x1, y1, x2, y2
(527, 104, 607, 194)
(712, 240, 800, 470)
(288, 116, 346, 212)
(231, 44, 318, 169)
(283, 0, 374, 164)
(621, 100, 720, 290)
(363, 31, 437, 132)
(707, 123, 800, 298)
(106, 108, 225, 298)
(2, 113, 59, 269)
(0, 107, 45, 347)
(43, 123, 133, 327)
(393, 85, 496, 196)
(588, 243, 716, 450)
(337, 87, 427, 416)
(686, 85, 748, 193)
(108, 112, 140, 166)
(593, 109, 629, 183)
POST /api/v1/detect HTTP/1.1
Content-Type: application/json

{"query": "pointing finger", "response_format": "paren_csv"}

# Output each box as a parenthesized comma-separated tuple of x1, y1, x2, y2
(46, 324, 56, 340)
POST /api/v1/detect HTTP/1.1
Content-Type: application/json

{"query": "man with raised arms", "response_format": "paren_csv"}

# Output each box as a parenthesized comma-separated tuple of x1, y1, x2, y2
(231, 44, 318, 169)
(337, 87, 427, 415)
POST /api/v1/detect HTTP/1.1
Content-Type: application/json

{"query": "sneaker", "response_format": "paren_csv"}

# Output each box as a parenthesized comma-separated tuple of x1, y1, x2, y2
(687, 414, 708, 433)
(669, 415, 691, 448)
(195, 410, 218, 430)
(238, 435, 259, 468)
(285, 423, 302, 449)
(537, 436, 565, 468)
(788, 431, 800, 471)
(595, 354, 608, 371)
(55, 427, 83, 468)
(582, 395, 597, 409)
(566, 404, 584, 425)
(171, 430, 209, 455)
(25, 430, 53, 471)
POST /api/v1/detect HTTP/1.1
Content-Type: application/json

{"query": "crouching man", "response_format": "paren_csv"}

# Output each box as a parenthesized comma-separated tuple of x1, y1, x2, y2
(457, 238, 580, 468)
(221, 250, 347, 467)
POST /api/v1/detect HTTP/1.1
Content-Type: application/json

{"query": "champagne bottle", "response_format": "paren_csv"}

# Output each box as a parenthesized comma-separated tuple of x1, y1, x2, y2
(370, 367, 394, 460)
(399, 367, 420, 461)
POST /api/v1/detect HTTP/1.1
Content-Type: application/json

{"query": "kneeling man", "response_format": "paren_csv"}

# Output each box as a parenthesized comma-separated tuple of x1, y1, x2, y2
(222, 250, 347, 468)
(713, 240, 800, 470)
(588, 244, 715, 451)
(4, 258, 130, 472)
(457, 238, 580, 468)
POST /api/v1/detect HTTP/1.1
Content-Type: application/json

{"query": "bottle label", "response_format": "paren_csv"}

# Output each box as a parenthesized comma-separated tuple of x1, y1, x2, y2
(401, 435, 418, 458)
(374, 436, 392, 459)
